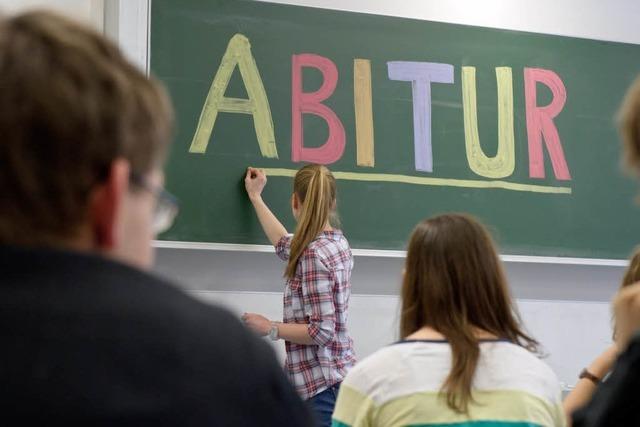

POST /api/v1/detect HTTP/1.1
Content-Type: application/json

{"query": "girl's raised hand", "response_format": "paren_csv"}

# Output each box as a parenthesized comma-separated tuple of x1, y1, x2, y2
(245, 167, 267, 200)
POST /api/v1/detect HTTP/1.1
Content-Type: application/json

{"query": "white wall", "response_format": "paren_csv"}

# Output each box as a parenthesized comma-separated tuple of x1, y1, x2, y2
(190, 290, 614, 391)
(0, 0, 104, 30)
(257, 0, 640, 44)
(154, 247, 621, 390)
(103, 0, 148, 70)
(0, 0, 147, 71)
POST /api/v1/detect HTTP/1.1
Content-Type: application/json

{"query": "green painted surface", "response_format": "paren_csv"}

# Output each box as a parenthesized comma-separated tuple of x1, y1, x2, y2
(151, 0, 640, 259)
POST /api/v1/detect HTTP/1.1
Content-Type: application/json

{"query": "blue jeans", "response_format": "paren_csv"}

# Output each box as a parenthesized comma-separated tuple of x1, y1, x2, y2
(307, 383, 341, 427)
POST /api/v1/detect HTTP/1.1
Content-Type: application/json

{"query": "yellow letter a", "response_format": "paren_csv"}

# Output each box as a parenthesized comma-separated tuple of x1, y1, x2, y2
(189, 34, 277, 158)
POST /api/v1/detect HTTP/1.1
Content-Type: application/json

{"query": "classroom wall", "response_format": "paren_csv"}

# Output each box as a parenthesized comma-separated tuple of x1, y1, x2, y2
(103, 0, 148, 70)
(0, 0, 104, 30)
(13, 0, 636, 391)
(257, 0, 640, 44)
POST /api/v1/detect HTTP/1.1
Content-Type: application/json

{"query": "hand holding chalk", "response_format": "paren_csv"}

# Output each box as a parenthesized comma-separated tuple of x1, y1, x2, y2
(245, 167, 267, 201)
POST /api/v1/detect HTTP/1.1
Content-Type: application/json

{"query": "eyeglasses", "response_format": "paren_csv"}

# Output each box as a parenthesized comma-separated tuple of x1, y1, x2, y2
(129, 172, 180, 234)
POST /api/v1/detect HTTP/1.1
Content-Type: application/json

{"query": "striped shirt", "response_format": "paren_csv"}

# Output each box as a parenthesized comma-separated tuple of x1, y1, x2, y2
(276, 231, 356, 400)
(332, 340, 566, 427)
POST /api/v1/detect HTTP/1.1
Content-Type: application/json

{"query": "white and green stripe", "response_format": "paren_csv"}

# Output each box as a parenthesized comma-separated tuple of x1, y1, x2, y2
(332, 341, 565, 427)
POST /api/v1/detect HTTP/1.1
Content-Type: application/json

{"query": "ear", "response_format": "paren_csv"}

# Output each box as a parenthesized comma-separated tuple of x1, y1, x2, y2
(291, 193, 300, 210)
(88, 158, 130, 250)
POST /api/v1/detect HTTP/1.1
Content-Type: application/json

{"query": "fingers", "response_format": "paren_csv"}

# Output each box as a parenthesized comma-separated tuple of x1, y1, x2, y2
(245, 167, 265, 180)
(244, 167, 266, 199)
(245, 167, 257, 182)
(242, 312, 256, 322)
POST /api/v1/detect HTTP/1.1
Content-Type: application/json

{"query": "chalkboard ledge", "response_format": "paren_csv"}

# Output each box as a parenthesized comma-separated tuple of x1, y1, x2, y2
(153, 241, 629, 267)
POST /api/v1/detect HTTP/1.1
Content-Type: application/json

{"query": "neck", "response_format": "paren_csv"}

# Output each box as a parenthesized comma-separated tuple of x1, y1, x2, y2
(406, 326, 499, 341)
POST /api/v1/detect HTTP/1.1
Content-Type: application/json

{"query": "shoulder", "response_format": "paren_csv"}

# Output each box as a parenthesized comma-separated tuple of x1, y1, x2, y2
(85, 258, 275, 376)
(123, 279, 311, 425)
(118, 270, 295, 397)
(341, 345, 399, 397)
(127, 271, 252, 347)
(342, 342, 436, 405)
(304, 231, 352, 268)
(478, 342, 563, 403)
(106, 260, 236, 324)
(347, 343, 407, 380)
(486, 342, 560, 385)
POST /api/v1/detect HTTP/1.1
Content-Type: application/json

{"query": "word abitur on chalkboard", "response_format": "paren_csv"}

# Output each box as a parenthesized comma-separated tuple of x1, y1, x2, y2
(190, 33, 571, 194)
(152, 0, 640, 259)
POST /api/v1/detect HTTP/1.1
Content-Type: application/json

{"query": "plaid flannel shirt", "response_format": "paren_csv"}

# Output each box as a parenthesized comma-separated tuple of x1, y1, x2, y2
(276, 231, 356, 400)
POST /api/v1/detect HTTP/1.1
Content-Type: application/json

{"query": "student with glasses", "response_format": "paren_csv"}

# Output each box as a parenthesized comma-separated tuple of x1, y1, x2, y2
(129, 172, 180, 235)
(0, 11, 309, 426)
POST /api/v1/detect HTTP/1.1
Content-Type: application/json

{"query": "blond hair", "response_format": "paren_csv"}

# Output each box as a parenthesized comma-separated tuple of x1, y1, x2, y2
(285, 164, 338, 279)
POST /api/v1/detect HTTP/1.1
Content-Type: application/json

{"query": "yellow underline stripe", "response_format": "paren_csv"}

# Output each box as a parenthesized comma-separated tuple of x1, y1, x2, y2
(261, 168, 572, 195)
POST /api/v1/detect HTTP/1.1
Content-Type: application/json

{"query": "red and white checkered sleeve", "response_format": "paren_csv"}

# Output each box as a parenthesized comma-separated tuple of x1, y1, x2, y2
(299, 249, 336, 347)
(275, 234, 293, 261)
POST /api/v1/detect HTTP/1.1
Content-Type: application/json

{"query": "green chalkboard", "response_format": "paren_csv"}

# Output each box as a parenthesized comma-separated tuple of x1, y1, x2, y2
(151, 0, 640, 259)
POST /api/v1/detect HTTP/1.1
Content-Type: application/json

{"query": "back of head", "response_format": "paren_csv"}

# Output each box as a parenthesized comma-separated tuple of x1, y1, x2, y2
(400, 213, 537, 413)
(0, 11, 173, 247)
(620, 75, 640, 175)
(285, 164, 337, 279)
(611, 247, 640, 340)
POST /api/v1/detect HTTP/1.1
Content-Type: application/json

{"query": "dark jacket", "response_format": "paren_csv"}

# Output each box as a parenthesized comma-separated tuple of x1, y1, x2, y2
(573, 334, 640, 426)
(0, 245, 310, 425)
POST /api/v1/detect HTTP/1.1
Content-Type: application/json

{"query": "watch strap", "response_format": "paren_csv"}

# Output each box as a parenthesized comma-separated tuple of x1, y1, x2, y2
(579, 368, 602, 385)
(269, 323, 279, 341)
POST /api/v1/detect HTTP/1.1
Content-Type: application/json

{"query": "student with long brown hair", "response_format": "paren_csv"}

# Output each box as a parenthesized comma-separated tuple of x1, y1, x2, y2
(332, 214, 565, 427)
(243, 164, 356, 427)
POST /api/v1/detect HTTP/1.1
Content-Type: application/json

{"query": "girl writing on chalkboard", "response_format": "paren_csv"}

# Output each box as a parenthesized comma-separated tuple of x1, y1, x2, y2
(332, 214, 566, 427)
(242, 164, 355, 427)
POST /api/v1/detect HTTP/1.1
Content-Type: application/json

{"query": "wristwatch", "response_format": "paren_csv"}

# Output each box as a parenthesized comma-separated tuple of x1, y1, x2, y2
(269, 323, 279, 341)
(579, 368, 602, 385)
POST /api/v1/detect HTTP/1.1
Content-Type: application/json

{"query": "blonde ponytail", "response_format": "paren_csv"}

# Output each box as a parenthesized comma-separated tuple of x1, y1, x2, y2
(285, 164, 337, 279)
